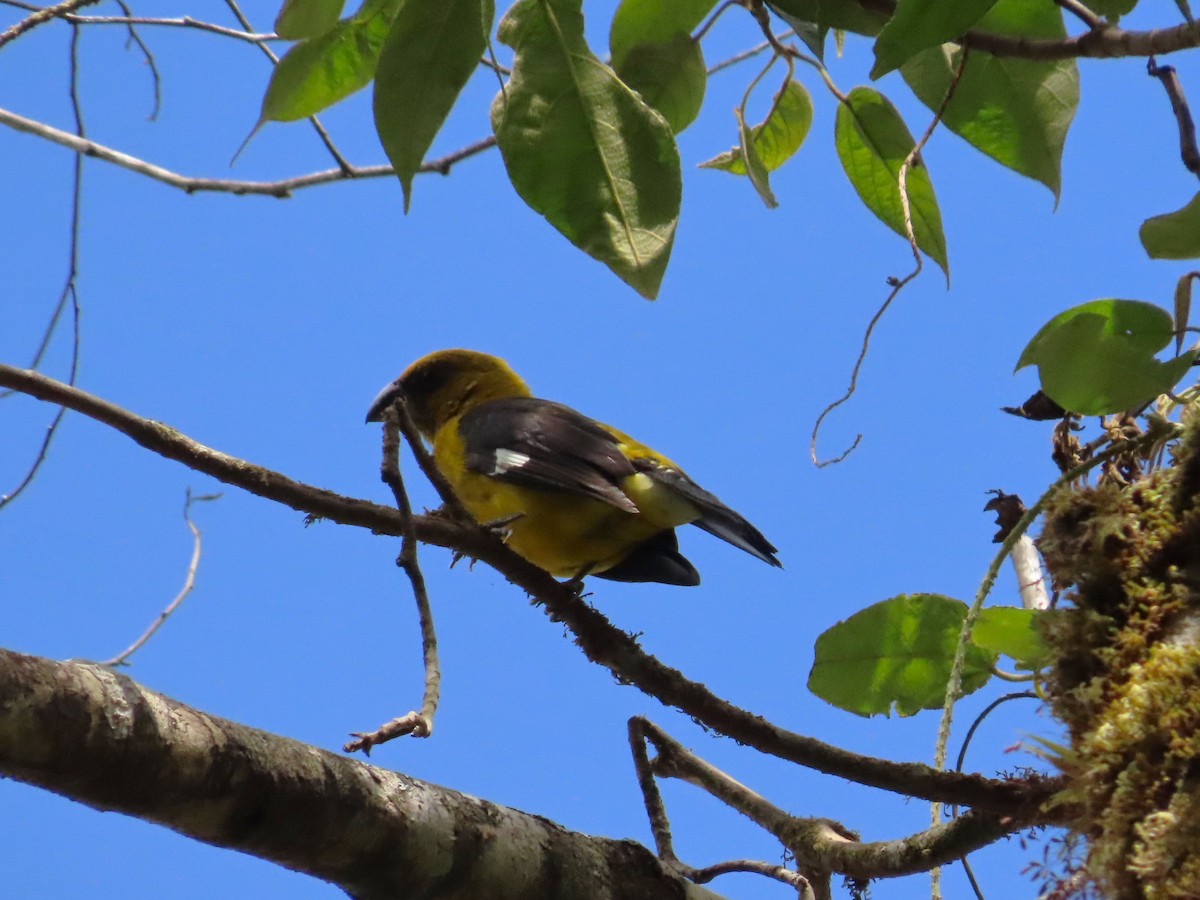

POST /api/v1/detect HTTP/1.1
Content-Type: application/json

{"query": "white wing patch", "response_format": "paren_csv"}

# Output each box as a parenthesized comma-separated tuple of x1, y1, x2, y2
(491, 448, 531, 475)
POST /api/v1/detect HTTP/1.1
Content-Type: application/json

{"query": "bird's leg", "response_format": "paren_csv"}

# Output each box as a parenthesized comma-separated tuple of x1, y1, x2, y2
(480, 512, 524, 543)
(563, 563, 598, 596)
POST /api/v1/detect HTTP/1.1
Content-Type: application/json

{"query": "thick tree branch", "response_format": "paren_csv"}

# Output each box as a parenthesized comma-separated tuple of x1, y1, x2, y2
(0, 364, 1062, 815)
(0, 649, 723, 900)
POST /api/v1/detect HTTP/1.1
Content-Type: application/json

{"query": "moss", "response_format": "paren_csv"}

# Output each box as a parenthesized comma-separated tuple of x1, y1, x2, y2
(1038, 422, 1200, 899)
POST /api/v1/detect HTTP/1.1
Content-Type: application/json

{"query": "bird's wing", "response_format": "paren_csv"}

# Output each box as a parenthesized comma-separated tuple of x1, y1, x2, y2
(631, 459, 782, 568)
(458, 397, 641, 513)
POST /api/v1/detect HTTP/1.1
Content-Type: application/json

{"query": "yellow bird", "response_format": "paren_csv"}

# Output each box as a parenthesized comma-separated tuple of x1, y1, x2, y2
(366, 349, 780, 586)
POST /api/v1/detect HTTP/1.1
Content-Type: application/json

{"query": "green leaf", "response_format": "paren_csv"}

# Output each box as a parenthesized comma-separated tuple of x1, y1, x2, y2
(608, 0, 713, 135)
(275, 0, 346, 40)
(900, 0, 1078, 200)
(614, 34, 706, 134)
(765, 0, 888, 36)
(260, 0, 401, 122)
(737, 106, 777, 208)
(871, 0, 998, 79)
(609, 0, 716, 66)
(491, 0, 681, 300)
(809, 594, 995, 717)
(769, 9, 829, 60)
(1089, 0, 1137, 19)
(834, 86, 948, 278)
(699, 79, 813, 176)
(973, 607, 1052, 668)
(373, 0, 493, 211)
(1016, 299, 1197, 416)
(1141, 191, 1200, 259)
(1175, 272, 1199, 354)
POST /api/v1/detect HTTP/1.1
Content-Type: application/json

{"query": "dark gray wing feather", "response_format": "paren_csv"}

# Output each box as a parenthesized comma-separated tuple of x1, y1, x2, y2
(459, 398, 640, 513)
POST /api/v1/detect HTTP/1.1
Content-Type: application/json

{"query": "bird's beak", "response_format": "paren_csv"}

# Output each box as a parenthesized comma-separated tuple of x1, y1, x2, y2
(365, 377, 404, 423)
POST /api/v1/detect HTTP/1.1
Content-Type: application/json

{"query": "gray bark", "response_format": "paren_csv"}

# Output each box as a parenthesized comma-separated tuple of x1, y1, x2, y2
(0, 649, 723, 900)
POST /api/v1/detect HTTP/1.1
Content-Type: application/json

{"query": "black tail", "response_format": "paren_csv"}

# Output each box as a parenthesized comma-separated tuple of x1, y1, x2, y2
(593, 529, 701, 586)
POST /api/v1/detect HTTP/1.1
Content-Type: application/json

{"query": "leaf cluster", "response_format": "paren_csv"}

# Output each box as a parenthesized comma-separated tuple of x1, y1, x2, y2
(257, 0, 1119, 298)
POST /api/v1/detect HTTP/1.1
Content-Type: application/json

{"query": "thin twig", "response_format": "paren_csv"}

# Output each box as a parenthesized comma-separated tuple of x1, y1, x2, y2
(694, 0, 742, 43)
(1054, 0, 1104, 30)
(64, 14, 275, 42)
(629, 718, 817, 897)
(0, 0, 98, 49)
(102, 490, 221, 667)
(392, 397, 469, 519)
(707, 37, 772, 75)
(0, 23, 84, 509)
(112, 0, 161, 121)
(950, 690, 1039, 900)
(0, 106, 497, 196)
(687, 859, 816, 895)
(628, 717, 682, 863)
(810, 51, 968, 467)
(1148, 56, 1200, 179)
(954, 692, 1039, 778)
(635, 717, 1024, 881)
(346, 404, 439, 752)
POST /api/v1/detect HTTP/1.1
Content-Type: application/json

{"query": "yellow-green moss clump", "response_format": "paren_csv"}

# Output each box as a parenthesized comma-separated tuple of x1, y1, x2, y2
(1038, 423, 1200, 899)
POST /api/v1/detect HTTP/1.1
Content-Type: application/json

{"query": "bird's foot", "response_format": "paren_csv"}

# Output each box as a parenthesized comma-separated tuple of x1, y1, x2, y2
(481, 512, 524, 543)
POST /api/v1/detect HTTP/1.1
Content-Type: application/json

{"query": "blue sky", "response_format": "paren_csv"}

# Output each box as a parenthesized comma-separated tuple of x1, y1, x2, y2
(1, 2, 1193, 897)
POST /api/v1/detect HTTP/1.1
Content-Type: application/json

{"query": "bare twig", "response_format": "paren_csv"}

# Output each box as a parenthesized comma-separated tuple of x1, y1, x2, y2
(392, 396, 469, 519)
(707, 38, 772, 75)
(62, 14, 275, 42)
(1054, 0, 1104, 30)
(1148, 56, 1200, 178)
(630, 718, 818, 897)
(102, 490, 221, 667)
(346, 404, 439, 752)
(687, 859, 817, 895)
(0, 0, 98, 49)
(951, 691, 1038, 900)
(694, 0, 742, 43)
(343, 712, 434, 754)
(112, 0, 161, 121)
(0, 106, 497, 196)
(0, 363, 1064, 817)
(634, 718, 1026, 883)
(810, 50, 968, 467)
(0, 24, 84, 509)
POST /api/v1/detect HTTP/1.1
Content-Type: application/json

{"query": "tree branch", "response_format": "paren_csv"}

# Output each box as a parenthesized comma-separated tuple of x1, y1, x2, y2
(0, 363, 1063, 816)
(636, 718, 1028, 881)
(0, 106, 497, 197)
(0, 0, 98, 50)
(345, 406, 440, 752)
(851, 0, 1200, 59)
(0, 649, 724, 900)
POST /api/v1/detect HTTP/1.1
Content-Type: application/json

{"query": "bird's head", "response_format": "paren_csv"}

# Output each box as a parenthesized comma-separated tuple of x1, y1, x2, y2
(366, 349, 531, 438)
